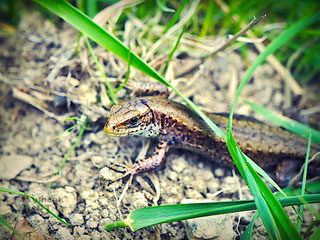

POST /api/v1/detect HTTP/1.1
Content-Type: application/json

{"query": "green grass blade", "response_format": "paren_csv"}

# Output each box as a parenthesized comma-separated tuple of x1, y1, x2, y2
(240, 213, 259, 240)
(0, 188, 70, 226)
(245, 101, 320, 144)
(0, 215, 26, 240)
(54, 117, 90, 140)
(245, 153, 302, 220)
(245, 151, 301, 239)
(156, 0, 174, 13)
(310, 225, 320, 240)
(297, 135, 311, 231)
(53, 123, 78, 140)
(104, 194, 320, 231)
(275, 178, 320, 197)
(54, 119, 87, 176)
(234, 146, 279, 239)
(86, 0, 98, 18)
(228, 136, 301, 238)
(163, 0, 188, 33)
(228, 12, 320, 126)
(62, 117, 83, 122)
(225, 13, 320, 239)
(115, 47, 132, 93)
(84, 35, 118, 104)
(163, 24, 187, 74)
(105, 219, 131, 231)
(199, 0, 214, 37)
(245, 157, 286, 196)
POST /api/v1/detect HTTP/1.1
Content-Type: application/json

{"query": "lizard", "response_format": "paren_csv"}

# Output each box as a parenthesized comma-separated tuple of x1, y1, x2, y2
(104, 95, 320, 182)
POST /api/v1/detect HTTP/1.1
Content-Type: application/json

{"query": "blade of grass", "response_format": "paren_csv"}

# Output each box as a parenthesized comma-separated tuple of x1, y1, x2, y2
(115, 47, 132, 93)
(0, 188, 70, 226)
(245, 153, 302, 220)
(297, 134, 311, 231)
(305, 220, 320, 238)
(53, 124, 78, 140)
(244, 155, 285, 196)
(163, 0, 188, 33)
(53, 118, 87, 177)
(54, 117, 89, 139)
(0, 215, 26, 240)
(199, 0, 214, 37)
(245, 101, 320, 144)
(156, 0, 174, 13)
(105, 194, 320, 231)
(83, 35, 118, 104)
(228, 12, 320, 128)
(86, 0, 98, 18)
(230, 143, 279, 239)
(310, 226, 320, 240)
(235, 141, 306, 238)
(226, 12, 320, 239)
(240, 213, 259, 240)
(242, 148, 301, 239)
(163, 24, 187, 75)
(62, 117, 87, 124)
(76, 0, 85, 13)
(275, 178, 320, 197)
(74, 32, 82, 56)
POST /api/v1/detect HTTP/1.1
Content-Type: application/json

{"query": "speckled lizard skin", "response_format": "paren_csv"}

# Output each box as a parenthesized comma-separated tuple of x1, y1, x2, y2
(104, 96, 320, 180)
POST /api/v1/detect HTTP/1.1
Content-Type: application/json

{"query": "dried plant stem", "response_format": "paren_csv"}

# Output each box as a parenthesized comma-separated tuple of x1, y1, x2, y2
(216, 0, 303, 95)
(211, 15, 266, 56)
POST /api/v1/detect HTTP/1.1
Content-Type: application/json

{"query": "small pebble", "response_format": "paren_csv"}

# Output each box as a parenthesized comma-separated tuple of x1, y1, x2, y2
(214, 168, 225, 177)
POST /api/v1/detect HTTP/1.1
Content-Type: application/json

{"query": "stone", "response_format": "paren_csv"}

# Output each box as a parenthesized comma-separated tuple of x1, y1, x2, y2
(70, 213, 84, 226)
(214, 168, 225, 178)
(52, 187, 77, 217)
(182, 199, 236, 239)
(184, 214, 235, 239)
(55, 228, 73, 240)
(0, 155, 33, 179)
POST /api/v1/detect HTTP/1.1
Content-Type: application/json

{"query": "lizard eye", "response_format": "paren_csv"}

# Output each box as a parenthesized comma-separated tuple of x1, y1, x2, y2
(129, 117, 138, 125)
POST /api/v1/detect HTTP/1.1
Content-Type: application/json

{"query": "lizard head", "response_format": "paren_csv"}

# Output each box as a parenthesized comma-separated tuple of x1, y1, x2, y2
(104, 98, 159, 137)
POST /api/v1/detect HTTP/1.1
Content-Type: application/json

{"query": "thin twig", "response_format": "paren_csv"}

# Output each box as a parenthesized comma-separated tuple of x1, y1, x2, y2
(12, 88, 63, 122)
(211, 15, 266, 56)
(215, 0, 303, 95)
(289, 152, 320, 186)
(117, 175, 133, 210)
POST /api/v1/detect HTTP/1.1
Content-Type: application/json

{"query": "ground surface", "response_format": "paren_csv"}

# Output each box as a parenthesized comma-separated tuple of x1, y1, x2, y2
(0, 12, 319, 240)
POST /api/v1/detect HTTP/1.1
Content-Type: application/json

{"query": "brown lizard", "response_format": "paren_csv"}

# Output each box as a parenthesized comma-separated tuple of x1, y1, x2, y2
(104, 96, 320, 181)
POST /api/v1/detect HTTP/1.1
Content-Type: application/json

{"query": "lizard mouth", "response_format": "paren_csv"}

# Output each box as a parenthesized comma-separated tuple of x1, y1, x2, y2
(104, 123, 131, 136)
(104, 126, 116, 136)
(104, 124, 118, 136)
(104, 125, 113, 135)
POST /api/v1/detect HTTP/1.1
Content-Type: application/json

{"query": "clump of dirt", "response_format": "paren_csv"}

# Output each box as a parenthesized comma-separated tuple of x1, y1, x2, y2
(0, 11, 319, 240)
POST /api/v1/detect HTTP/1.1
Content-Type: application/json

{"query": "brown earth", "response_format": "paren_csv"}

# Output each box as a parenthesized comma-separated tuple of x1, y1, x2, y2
(0, 11, 319, 240)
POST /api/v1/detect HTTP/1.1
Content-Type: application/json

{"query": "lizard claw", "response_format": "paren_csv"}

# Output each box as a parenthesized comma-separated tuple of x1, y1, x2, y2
(107, 141, 168, 183)
(108, 163, 129, 173)
(109, 172, 131, 183)
(107, 163, 136, 183)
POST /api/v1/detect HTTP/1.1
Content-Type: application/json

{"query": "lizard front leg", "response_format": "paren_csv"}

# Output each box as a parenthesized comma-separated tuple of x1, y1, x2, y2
(111, 140, 169, 181)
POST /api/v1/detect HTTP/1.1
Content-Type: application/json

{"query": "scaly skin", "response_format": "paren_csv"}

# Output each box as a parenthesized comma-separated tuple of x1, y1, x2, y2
(104, 96, 319, 178)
